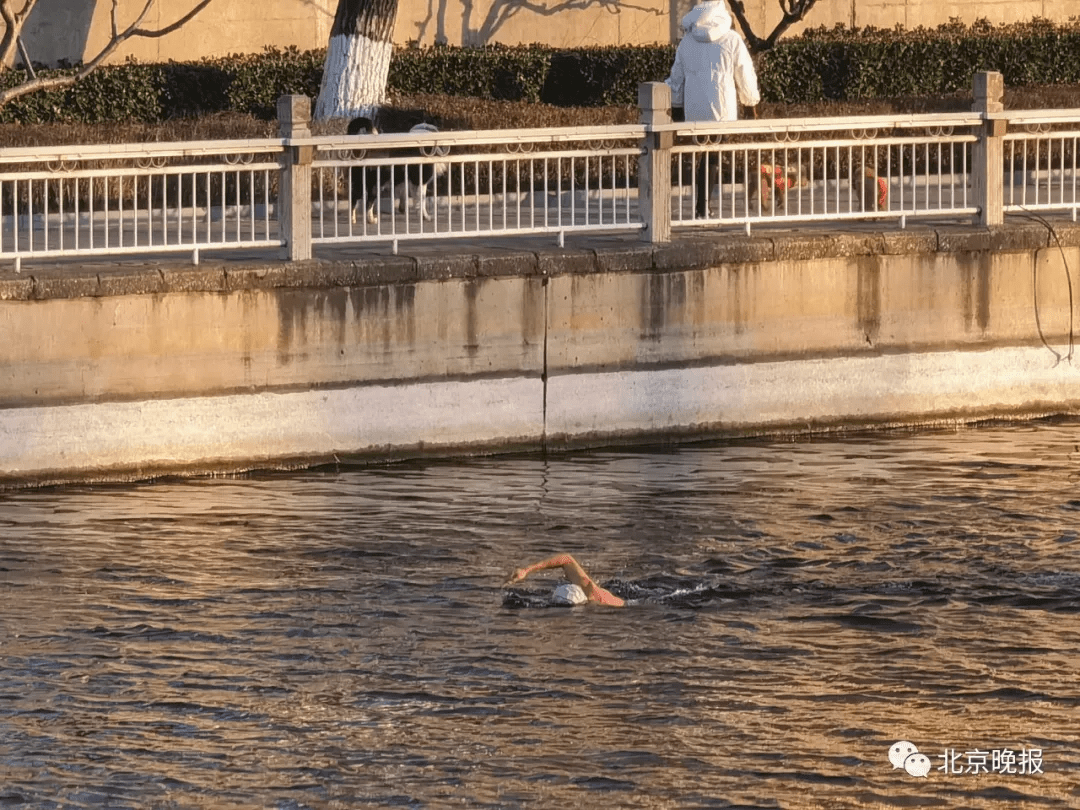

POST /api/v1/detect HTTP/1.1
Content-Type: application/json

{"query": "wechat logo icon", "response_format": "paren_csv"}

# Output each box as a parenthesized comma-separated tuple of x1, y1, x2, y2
(890, 741, 931, 778)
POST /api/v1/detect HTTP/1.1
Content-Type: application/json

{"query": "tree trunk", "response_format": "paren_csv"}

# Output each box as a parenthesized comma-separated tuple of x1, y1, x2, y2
(314, 0, 399, 121)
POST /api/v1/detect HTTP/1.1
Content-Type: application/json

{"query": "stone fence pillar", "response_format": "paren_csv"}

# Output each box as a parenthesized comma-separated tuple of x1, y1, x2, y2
(972, 71, 1006, 228)
(278, 95, 314, 261)
(638, 82, 673, 243)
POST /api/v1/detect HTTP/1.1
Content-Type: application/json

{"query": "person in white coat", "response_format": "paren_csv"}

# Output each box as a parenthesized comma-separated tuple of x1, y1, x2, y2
(666, 0, 761, 218)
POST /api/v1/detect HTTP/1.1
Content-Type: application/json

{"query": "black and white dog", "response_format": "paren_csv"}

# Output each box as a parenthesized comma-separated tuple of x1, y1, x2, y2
(346, 116, 449, 224)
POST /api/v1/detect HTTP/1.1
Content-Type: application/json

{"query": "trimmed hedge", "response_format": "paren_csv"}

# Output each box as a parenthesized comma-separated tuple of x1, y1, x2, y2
(0, 48, 325, 125)
(389, 43, 552, 103)
(0, 61, 167, 124)
(1, 18, 1079, 124)
(540, 45, 676, 106)
(759, 18, 1080, 103)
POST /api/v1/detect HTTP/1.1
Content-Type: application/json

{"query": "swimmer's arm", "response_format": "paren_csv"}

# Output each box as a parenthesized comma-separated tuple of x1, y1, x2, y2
(506, 553, 625, 606)
(506, 553, 593, 589)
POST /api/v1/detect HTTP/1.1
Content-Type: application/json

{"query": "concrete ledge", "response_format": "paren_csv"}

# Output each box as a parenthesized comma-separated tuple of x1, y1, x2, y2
(593, 244, 656, 275)
(4, 220, 1080, 302)
(537, 248, 598, 277)
(935, 223, 1054, 253)
(0, 276, 34, 300)
(881, 230, 939, 255)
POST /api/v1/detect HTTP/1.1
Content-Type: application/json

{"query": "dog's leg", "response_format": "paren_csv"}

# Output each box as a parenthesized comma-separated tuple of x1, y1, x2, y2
(405, 165, 433, 221)
(393, 182, 406, 214)
(753, 171, 765, 214)
(366, 173, 385, 224)
(861, 168, 875, 211)
(418, 180, 435, 220)
(778, 167, 804, 211)
(350, 166, 377, 225)
(349, 167, 362, 225)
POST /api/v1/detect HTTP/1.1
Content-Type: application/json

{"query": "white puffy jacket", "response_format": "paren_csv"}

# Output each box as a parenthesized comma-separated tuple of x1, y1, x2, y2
(666, 1, 760, 122)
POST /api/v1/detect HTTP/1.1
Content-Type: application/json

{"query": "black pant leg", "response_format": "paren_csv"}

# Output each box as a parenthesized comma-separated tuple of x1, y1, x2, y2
(695, 153, 709, 217)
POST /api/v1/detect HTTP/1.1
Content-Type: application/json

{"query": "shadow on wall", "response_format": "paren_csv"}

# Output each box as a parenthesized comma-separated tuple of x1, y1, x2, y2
(16, 0, 694, 67)
(20, 0, 95, 67)
(412, 0, 691, 48)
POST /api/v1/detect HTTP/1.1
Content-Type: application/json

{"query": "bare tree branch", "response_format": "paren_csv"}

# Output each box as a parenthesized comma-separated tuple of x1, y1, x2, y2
(0, 2, 17, 66)
(0, 0, 40, 67)
(0, 0, 215, 109)
(728, 0, 821, 54)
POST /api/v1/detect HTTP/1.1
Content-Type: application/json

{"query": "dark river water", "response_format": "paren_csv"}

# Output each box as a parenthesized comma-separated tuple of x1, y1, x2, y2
(2, 419, 1080, 809)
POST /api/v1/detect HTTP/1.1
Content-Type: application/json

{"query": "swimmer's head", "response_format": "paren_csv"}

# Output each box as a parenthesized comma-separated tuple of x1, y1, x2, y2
(550, 583, 588, 606)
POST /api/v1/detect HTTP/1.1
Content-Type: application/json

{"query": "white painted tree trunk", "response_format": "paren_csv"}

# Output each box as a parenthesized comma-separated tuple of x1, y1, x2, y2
(314, 32, 394, 121)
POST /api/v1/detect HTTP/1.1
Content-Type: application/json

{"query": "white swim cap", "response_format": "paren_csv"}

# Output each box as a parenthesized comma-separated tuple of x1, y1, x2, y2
(551, 583, 588, 606)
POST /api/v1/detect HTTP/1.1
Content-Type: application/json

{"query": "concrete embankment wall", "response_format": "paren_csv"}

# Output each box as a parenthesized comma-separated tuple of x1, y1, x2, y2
(3, 223, 1080, 486)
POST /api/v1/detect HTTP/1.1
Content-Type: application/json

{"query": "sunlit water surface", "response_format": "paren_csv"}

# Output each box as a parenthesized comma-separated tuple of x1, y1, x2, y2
(3, 419, 1080, 809)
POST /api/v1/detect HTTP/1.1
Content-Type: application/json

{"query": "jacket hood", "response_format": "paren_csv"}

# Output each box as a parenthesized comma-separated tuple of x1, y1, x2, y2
(681, 1, 733, 42)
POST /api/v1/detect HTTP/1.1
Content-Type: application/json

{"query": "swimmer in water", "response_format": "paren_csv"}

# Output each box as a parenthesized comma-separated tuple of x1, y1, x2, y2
(505, 553, 625, 607)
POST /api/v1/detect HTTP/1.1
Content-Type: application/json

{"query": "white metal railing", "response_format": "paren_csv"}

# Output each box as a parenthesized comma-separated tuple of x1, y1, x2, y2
(305, 125, 645, 249)
(3, 73, 1080, 268)
(1003, 110, 1080, 219)
(0, 138, 284, 270)
(667, 113, 983, 230)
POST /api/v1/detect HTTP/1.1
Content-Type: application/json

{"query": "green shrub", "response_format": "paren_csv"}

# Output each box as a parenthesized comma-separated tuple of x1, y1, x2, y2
(0, 67, 72, 124)
(388, 43, 552, 102)
(159, 61, 232, 118)
(68, 62, 167, 123)
(539, 46, 675, 106)
(212, 47, 325, 118)
(0, 48, 325, 124)
(386, 43, 676, 106)
(757, 17, 1080, 103)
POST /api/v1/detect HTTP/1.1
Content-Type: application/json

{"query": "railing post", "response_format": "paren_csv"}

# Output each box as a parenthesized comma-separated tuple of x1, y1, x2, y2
(277, 94, 313, 261)
(638, 82, 672, 243)
(972, 71, 1006, 228)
